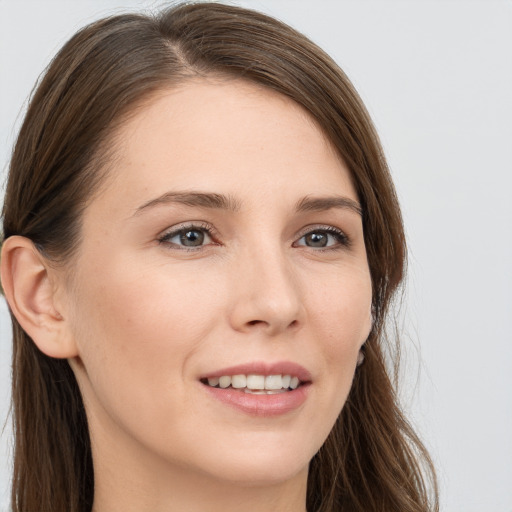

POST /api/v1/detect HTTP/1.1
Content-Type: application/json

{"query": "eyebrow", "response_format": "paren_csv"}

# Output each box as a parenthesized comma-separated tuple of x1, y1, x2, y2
(295, 195, 362, 216)
(134, 191, 242, 215)
(133, 191, 362, 217)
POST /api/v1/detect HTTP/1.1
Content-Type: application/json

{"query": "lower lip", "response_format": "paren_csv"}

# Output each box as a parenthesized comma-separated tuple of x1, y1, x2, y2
(201, 384, 309, 417)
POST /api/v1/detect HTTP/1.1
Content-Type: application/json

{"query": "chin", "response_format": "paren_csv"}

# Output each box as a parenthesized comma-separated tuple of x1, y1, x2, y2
(177, 428, 322, 487)
(206, 454, 309, 488)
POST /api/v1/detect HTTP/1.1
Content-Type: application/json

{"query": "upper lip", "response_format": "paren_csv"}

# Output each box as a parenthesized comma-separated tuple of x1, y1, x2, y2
(200, 361, 312, 382)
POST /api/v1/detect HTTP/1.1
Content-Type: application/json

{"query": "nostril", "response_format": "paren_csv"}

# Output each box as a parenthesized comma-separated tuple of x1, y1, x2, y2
(246, 319, 298, 329)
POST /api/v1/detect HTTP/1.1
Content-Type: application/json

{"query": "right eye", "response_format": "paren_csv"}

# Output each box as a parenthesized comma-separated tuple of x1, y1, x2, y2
(158, 224, 215, 250)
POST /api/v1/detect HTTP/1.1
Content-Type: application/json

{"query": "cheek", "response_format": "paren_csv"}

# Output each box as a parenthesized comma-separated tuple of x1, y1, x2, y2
(309, 263, 372, 350)
(300, 261, 371, 397)
(310, 266, 371, 410)
(73, 262, 220, 369)
(68, 257, 225, 418)
(67, 258, 230, 459)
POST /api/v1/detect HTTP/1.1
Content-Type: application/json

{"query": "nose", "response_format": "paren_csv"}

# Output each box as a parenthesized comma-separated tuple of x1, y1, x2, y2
(228, 246, 303, 336)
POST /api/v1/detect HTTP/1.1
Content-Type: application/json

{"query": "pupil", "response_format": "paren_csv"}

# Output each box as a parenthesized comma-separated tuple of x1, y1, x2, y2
(180, 230, 204, 246)
(307, 232, 327, 247)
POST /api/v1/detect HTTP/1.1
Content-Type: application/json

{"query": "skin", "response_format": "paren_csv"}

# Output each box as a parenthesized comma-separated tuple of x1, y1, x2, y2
(3, 79, 373, 512)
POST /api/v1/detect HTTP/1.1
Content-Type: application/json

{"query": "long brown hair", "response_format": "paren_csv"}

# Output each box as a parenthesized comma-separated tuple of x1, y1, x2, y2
(2, 3, 438, 511)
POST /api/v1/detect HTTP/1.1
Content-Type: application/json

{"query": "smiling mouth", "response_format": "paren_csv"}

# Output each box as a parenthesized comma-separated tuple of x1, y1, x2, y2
(200, 374, 303, 394)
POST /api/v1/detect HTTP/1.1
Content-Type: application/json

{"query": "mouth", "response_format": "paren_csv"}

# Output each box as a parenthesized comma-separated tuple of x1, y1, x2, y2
(199, 362, 311, 416)
(200, 373, 303, 394)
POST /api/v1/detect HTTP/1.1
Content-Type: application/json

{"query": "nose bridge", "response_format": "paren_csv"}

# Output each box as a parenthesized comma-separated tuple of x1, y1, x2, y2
(229, 240, 302, 334)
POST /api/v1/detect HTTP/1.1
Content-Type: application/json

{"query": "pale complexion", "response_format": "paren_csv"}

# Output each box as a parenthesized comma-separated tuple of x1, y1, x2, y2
(2, 79, 372, 512)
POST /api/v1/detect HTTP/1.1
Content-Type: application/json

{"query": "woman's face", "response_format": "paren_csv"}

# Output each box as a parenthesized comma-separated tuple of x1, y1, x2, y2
(64, 79, 372, 486)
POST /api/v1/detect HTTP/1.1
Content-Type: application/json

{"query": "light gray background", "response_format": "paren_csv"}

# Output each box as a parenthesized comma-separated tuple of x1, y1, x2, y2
(1, 1, 511, 511)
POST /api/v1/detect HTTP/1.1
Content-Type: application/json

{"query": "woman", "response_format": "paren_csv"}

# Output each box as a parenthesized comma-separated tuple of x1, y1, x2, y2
(0, 2, 437, 511)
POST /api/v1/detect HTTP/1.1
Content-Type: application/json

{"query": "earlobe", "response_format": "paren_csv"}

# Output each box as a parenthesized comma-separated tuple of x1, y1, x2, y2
(0, 235, 77, 359)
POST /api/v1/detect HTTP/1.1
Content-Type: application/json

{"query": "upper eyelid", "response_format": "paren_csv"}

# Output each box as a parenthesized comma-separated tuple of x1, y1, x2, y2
(158, 223, 346, 236)
(294, 224, 348, 238)
(156, 222, 218, 250)
(293, 225, 351, 249)
(156, 222, 350, 246)
(158, 221, 216, 238)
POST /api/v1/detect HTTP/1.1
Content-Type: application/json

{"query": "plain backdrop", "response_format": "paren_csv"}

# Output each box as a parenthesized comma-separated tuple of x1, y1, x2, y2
(1, 1, 511, 511)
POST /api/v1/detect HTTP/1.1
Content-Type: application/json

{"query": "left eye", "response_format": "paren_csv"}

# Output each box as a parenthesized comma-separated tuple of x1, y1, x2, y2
(160, 227, 213, 248)
(295, 229, 347, 248)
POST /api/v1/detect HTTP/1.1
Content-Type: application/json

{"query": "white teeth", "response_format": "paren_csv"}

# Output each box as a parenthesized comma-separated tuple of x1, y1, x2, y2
(231, 375, 247, 388)
(265, 375, 283, 390)
(219, 376, 231, 388)
(246, 374, 265, 390)
(207, 377, 220, 387)
(205, 373, 303, 390)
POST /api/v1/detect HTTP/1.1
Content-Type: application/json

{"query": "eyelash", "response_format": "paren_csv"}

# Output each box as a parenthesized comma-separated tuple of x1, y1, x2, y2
(293, 225, 350, 251)
(157, 223, 350, 251)
(157, 222, 218, 252)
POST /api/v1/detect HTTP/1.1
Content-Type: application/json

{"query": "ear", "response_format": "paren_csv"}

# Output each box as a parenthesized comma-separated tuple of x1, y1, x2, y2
(1, 235, 78, 358)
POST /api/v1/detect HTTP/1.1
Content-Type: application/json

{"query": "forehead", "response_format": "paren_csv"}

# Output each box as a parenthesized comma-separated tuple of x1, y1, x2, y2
(94, 78, 357, 214)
